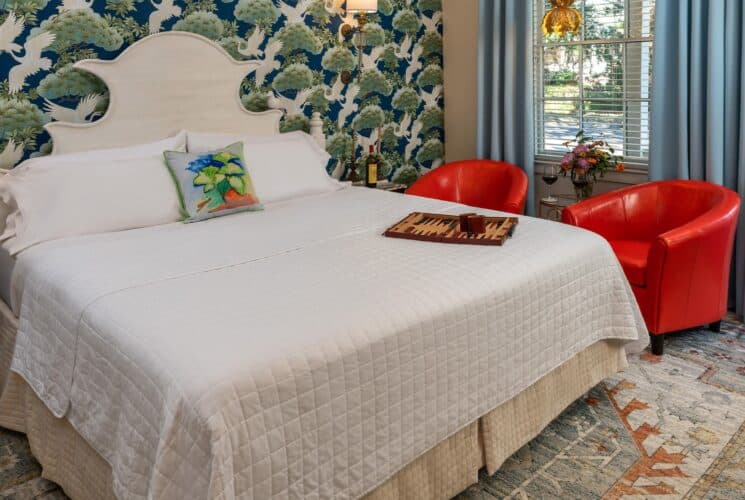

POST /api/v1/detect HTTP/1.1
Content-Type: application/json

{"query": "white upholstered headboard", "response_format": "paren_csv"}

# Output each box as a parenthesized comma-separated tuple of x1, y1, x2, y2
(44, 32, 305, 155)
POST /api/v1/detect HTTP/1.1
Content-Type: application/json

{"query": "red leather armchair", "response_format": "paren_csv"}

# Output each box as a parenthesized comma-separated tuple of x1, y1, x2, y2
(562, 180, 741, 355)
(406, 160, 529, 214)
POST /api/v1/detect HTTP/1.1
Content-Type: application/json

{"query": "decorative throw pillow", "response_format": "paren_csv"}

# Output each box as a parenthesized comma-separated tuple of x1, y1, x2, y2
(164, 142, 262, 222)
(187, 131, 342, 204)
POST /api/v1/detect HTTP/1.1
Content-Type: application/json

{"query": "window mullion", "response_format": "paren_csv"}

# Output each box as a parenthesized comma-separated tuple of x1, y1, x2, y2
(578, 0, 586, 133)
(623, 0, 629, 156)
(534, 0, 548, 155)
(541, 37, 653, 47)
(625, 0, 644, 158)
(578, 50, 585, 133)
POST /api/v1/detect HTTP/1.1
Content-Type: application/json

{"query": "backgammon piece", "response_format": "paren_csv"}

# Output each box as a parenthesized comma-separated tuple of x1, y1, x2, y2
(467, 215, 486, 234)
(459, 213, 476, 232)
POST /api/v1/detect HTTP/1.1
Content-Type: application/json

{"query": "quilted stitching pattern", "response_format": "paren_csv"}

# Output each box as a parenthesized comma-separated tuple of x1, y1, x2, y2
(9, 188, 646, 499)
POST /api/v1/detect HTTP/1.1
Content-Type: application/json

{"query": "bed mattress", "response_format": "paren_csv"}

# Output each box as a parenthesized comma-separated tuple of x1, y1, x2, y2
(8, 187, 647, 500)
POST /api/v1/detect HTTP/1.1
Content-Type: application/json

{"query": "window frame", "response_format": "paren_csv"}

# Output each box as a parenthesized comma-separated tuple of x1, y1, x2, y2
(533, 0, 654, 172)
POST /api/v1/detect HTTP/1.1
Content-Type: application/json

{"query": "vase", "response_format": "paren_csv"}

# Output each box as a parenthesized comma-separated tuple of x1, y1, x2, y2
(571, 170, 594, 201)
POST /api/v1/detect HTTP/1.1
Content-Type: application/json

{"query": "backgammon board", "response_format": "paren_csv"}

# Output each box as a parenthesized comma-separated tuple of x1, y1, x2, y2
(383, 212, 518, 246)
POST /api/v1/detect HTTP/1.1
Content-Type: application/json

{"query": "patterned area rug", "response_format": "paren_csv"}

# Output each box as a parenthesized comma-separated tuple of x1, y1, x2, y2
(2, 322, 744, 499)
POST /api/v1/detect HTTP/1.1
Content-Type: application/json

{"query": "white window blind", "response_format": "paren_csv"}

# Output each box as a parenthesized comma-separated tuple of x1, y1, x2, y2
(534, 0, 655, 167)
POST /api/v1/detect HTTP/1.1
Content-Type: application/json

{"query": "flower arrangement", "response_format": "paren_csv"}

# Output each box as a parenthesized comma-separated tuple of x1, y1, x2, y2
(560, 130, 625, 200)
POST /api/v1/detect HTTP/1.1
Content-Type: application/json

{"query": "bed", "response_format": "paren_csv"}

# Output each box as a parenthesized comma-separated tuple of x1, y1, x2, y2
(0, 33, 647, 500)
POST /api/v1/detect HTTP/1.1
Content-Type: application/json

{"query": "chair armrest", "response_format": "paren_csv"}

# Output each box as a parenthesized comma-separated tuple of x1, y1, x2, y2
(406, 171, 446, 199)
(653, 189, 740, 254)
(503, 169, 528, 215)
(645, 193, 740, 331)
(561, 190, 629, 240)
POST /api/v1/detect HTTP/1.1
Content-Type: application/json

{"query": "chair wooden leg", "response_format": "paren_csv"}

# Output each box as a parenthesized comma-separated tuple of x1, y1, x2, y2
(709, 320, 722, 333)
(650, 333, 664, 356)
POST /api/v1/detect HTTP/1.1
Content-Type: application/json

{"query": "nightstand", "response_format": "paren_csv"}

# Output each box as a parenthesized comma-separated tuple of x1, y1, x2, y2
(539, 194, 576, 221)
(352, 181, 408, 194)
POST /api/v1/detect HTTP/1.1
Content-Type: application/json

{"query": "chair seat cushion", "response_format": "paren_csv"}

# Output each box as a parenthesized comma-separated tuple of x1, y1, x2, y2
(609, 240, 651, 287)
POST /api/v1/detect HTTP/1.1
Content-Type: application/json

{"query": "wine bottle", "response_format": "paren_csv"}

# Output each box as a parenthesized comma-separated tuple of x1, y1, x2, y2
(365, 145, 378, 188)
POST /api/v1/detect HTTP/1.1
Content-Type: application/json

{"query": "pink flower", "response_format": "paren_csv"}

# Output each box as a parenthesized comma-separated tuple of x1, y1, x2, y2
(577, 158, 589, 169)
(562, 152, 575, 164)
(574, 144, 589, 154)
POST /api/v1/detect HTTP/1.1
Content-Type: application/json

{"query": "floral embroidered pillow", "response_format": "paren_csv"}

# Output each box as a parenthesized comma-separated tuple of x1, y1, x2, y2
(164, 142, 262, 222)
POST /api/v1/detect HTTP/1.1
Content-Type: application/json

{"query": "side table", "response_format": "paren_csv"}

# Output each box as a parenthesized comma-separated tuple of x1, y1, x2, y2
(539, 194, 576, 221)
(352, 181, 408, 194)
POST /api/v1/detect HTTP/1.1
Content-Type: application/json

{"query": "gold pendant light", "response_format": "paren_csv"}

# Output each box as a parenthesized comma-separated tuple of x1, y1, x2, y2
(542, 0, 583, 37)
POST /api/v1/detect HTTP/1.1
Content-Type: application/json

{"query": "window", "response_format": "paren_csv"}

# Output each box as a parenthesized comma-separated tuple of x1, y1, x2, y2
(534, 0, 655, 168)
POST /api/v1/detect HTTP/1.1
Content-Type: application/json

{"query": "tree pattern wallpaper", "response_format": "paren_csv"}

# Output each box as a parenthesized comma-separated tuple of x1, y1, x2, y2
(0, 0, 443, 185)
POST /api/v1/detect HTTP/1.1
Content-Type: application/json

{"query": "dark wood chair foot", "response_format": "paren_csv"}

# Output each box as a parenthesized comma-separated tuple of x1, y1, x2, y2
(709, 320, 722, 333)
(650, 333, 664, 356)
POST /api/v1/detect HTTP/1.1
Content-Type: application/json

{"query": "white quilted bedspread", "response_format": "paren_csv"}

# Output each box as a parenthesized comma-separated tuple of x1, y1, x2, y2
(9, 187, 646, 500)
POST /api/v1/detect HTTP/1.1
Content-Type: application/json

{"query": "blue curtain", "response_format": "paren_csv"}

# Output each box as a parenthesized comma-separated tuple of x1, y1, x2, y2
(650, 0, 745, 316)
(477, 0, 535, 214)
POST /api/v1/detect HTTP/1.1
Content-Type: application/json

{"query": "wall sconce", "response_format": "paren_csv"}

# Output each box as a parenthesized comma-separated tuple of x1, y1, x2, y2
(340, 0, 378, 84)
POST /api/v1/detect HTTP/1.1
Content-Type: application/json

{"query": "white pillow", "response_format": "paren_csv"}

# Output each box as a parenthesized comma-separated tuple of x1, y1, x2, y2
(187, 131, 341, 204)
(7, 131, 188, 177)
(0, 131, 187, 243)
(0, 132, 187, 255)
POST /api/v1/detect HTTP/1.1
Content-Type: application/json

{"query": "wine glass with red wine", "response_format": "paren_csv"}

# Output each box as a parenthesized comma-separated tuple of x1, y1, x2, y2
(541, 165, 559, 202)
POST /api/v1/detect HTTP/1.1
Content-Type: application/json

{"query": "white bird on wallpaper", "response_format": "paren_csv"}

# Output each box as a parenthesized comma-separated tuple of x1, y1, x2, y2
(422, 12, 442, 33)
(361, 45, 385, 70)
(43, 94, 103, 123)
(337, 83, 360, 128)
(357, 132, 377, 155)
(404, 120, 423, 162)
(393, 113, 413, 138)
(395, 35, 413, 61)
(238, 28, 266, 58)
(325, 75, 345, 103)
(404, 44, 424, 84)
(279, 0, 313, 24)
(273, 88, 312, 116)
(8, 31, 56, 94)
(0, 139, 23, 170)
(149, 0, 182, 35)
(0, 13, 24, 56)
(253, 39, 283, 88)
(324, 0, 345, 16)
(58, 0, 94, 12)
(420, 85, 442, 108)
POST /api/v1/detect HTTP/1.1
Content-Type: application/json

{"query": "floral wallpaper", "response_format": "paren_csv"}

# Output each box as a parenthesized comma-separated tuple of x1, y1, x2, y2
(0, 0, 443, 185)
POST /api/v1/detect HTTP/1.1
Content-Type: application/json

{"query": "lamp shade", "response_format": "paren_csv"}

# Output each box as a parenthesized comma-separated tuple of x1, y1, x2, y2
(542, 0, 582, 37)
(347, 0, 377, 13)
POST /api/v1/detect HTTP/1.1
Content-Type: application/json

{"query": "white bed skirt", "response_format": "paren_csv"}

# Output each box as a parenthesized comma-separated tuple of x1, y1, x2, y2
(0, 298, 627, 500)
